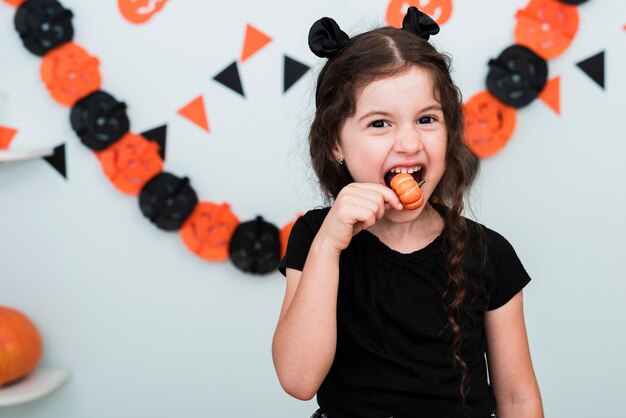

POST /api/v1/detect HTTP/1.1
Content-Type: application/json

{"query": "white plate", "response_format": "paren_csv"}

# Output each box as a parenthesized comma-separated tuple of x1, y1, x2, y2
(0, 369, 70, 407)
(0, 148, 55, 163)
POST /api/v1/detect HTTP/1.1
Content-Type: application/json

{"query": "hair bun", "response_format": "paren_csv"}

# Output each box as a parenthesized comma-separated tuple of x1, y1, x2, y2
(308, 17, 350, 58)
(401, 6, 440, 40)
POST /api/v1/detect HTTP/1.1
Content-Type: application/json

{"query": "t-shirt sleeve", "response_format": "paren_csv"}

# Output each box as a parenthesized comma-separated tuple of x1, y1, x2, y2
(485, 229, 532, 310)
(278, 208, 327, 277)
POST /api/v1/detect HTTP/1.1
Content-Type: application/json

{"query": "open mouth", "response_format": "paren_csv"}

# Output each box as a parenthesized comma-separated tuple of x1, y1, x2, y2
(384, 165, 425, 188)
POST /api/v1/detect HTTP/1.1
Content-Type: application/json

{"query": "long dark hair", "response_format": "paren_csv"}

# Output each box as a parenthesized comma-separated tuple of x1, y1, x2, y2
(308, 26, 481, 401)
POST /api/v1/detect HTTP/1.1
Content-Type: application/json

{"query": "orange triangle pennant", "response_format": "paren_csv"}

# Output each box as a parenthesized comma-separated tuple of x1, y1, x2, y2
(0, 126, 18, 149)
(539, 76, 561, 115)
(3, 0, 26, 7)
(241, 24, 272, 63)
(177, 95, 210, 132)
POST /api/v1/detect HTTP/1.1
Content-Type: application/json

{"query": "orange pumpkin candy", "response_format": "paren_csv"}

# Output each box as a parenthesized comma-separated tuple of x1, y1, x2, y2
(0, 306, 43, 387)
(390, 173, 425, 210)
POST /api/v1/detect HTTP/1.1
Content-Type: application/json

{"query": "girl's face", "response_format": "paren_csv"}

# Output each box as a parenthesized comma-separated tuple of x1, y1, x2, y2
(334, 66, 448, 216)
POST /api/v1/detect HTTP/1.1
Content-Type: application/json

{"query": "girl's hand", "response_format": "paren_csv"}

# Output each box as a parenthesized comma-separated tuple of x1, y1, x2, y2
(317, 183, 403, 253)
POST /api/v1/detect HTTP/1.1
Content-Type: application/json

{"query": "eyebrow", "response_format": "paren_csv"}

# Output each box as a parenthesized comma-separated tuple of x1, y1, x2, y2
(357, 105, 443, 122)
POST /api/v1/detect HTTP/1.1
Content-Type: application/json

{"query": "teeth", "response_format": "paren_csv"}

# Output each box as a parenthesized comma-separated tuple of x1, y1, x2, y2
(390, 165, 421, 174)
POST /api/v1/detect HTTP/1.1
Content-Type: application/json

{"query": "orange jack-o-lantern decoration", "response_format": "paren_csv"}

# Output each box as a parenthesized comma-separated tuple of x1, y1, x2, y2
(118, 0, 168, 25)
(280, 214, 302, 259)
(0, 306, 43, 387)
(180, 202, 240, 261)
(40, 42, 101, 107)
(386, 0, 452, 28)
(463, 91, 517, 158)
(515, 0, 579, 60)
(96, 132, 163, 195)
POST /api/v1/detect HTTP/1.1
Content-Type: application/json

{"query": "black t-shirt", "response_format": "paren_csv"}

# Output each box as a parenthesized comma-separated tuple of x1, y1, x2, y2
(279, 205, 531, 418)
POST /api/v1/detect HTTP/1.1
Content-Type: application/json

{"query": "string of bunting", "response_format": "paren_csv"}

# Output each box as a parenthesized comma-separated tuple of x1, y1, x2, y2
(6, 0, 299, 275)
(4, 0, 599, 274)
(460, 0, 591, 158)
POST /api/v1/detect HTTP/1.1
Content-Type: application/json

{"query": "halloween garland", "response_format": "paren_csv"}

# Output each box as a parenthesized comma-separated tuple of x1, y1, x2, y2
(7, 0, 298, 275)
(461, 0, 588, 158)
(5, 0, 591, 273)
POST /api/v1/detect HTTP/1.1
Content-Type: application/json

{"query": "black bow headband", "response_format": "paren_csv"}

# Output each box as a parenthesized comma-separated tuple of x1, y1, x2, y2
(308, 6, 440, 59)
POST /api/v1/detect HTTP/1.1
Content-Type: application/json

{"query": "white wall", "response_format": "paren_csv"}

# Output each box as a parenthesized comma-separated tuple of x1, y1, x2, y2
(1, 0, 625, 417)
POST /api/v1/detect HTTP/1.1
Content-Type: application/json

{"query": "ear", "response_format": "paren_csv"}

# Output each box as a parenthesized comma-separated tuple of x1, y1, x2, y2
(331, 141, 343, 161)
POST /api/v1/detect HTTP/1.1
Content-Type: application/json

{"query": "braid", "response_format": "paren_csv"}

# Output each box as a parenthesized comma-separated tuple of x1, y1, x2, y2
(442, 201, 471, 402)
(437, 147, 478, 404)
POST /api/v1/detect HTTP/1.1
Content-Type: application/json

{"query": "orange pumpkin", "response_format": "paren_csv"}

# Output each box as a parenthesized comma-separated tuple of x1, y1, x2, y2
(463, 91, 517, 158)
(390, 173, 425, 210)
(0, 307, 43, 387)
(515, 0, 579, 60)
(40, 42, 101, 107)
(96, 132, 163, 195)
(180, 202, 240, 261)
(386, 0, 452, 28)
(118, 0, 168, 25)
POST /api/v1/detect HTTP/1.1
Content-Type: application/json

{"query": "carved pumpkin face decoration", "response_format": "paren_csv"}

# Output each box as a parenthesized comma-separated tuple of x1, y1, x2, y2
(0, 306, 43, 387)
(515, 0, 579, 60)
(486, 45, 548, 108)
(139, 172, 198, 231)
(463, 91, 517, 158)
(118, 0, 168, 25)
(70, 90, 130, 151)
(14, 0, 74, 56)
(96, 132, 163, 195)
(40, 42, 101, 106)
(386, 0, 452, 28)
(180, 202, 240, 261)
(229, 216, 281, 275)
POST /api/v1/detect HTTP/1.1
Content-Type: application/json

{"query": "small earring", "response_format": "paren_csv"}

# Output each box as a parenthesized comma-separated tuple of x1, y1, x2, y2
(336, 157, 344, 165)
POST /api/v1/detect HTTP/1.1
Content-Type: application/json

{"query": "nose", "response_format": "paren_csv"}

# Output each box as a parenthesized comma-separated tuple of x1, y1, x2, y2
(393, 124, 423, 154)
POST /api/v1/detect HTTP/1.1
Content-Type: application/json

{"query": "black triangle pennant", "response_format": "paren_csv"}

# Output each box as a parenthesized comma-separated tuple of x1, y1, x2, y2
(141, 124, 167, 161)
(43, 143, 67, 179)
(213, 61, 245, 97)
(576, 50, 605, 89)
(284, 55, 310, 93)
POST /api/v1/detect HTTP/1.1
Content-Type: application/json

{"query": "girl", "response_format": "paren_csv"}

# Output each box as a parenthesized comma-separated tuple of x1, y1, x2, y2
(272, 7, 543, 418)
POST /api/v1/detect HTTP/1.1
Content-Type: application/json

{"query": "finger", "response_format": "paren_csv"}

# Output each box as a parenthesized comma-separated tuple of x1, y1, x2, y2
(348, 203, 378, 230)
(343, 187, 386, 220)
(352, 183, 403, 210)
(357, 208, 378, 230)
(348, 198, 381, 225)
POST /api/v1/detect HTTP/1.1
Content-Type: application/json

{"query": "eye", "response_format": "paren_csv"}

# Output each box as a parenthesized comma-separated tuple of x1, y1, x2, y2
(417, 116, 437, 124)
(369, 120, 390, 128)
